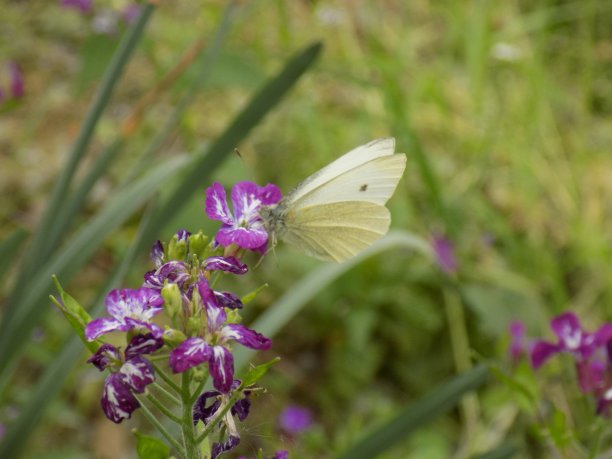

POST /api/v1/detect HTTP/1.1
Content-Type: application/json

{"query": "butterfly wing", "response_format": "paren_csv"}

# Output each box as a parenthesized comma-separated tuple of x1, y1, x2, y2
(281, 202, 391, 262)
(284, 138, 400, 206)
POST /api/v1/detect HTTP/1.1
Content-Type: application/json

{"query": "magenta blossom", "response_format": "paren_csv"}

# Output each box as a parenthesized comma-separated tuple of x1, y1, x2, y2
(205, 181, 281, 251)
(530, 312, 612, 369)
(169, 279, 272, 392)
(279, 405, 313, 435)
(85, 287, 163, 340)
(431, 233, 457, 274)
(87, 334, 163, 423)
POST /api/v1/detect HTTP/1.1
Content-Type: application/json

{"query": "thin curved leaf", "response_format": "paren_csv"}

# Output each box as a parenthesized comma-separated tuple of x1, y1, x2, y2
(334, 365, 489, 459)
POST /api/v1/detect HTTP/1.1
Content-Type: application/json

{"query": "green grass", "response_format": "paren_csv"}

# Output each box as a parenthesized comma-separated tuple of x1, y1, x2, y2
(1, 1, 612, 457)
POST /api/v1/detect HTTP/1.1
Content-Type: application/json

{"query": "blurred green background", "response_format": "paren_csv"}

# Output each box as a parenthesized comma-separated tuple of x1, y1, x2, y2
(1, 0, 612, 458)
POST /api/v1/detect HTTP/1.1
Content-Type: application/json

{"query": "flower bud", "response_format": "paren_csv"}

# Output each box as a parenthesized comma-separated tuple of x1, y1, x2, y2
(168, 229, 190, 260)
(189, 231, 209, 259)
(163, 328, 187, 347)
(161, 282, 182, 319)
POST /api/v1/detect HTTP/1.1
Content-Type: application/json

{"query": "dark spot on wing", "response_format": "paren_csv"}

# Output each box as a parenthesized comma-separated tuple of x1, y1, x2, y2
(359, 184, 368, 192)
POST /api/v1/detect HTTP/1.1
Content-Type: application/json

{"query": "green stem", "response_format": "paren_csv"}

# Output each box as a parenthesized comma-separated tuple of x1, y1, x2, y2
(152, 382, 181, 406)
(181, 372, 200, 459)
(136, 394, 185, 456)
(152, 361, 182, 394)
(195, 389, 242, 444)
(146, 392, 182, 424)
(190, 378, 207, 405)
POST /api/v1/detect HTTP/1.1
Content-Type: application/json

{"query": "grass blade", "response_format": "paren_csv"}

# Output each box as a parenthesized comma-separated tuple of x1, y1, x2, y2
(469, 443, 519, 459)
(334, 365, 489, 459)
(3, 5, 155, 326)
(0, 228, 28, 282)
(234, 231, 431, 372)
(0, 156, 189, 381)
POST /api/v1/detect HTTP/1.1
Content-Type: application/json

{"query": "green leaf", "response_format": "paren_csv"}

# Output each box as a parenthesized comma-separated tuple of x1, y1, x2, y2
(133, 431, 170, 459)
(548, 408, 572, 449)
(240, 357, 281, 387)
(50, 276, 97, 354)
(334, 365, 489, 459)
(241, 283, 269, 305)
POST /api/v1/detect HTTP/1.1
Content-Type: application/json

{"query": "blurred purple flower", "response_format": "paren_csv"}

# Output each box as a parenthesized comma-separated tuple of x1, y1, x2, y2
(8, 62, 23, 99)
(530, 312, 612, 369)
(122, 3, 142, 24)
(279, 405, 312, 435)
(509, 321, 531, 363)
(60, 0, 93, 13)
(431, 233, 457, 274)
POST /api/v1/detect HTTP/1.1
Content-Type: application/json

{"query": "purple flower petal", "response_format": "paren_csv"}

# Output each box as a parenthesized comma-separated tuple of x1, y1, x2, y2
(216, 225, 269, 250)
(214, 291, 243, 310)
(8, 62, 24, 99)
(211, 435, 240, 459)
(222, 324, 272, 350)
(122, 3, 141, 24)
(170, 338, 212, 373)
(576, 359, 605, 393)
(144, 261, 190, 292)
(258, 184, 282, 206)
(204, 256, 248, 275)
(279, 405, 313, 434)
(232, 394, 251, 422)
(105, 288, 162, 320)
(531, 340, 561, 369)
(206, 183, 234, 224)
(176, 228, 191, 242)
(150, 240, 165, 268)
(60, 0, 93, 13)
(274, 451, 289, 459)
(193, 390, 222, 426)
(85, 317, 126, 341)
(87, 344, 121, 371)
(595, 324, 612, 346)
(123, 317, 163, 339)
(210, 346, 234, 393)
(231, 181, 268, 222)
(101, 373, 140, 423)
(125, 333, 164, 359)
(432, 233, 457, 274)
(198, 279, 226, 332)
(552, 312, 598, 359)
(120, 356, 155, 393)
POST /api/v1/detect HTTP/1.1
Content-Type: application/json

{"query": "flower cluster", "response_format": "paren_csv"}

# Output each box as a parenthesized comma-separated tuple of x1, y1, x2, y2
(80, 181, 283, 457)
(511, 312, 612, 415)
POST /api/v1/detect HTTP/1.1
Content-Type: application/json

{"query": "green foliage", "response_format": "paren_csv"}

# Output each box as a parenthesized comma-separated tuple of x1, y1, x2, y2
(134, 431, 170, 459)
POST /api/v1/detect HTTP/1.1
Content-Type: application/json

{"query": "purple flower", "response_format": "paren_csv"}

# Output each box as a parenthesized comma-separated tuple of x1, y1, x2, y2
(508, 321, 532, 363)
(192, 380, 251, 426)
(169, 279, 272, 392)
(431, 233, 457, 274)
(204, 256, 248, 275)
(211, 435, 240, 459)
(122, 3, 141, 24)
(205, 181, 282, 251)
(88, 334, 162, 423)
(85, 287, 163, 340)
(279, 405, 312, 435)
(143, 261, 190, 293)
(7, 62, 23, 99)
(530, 312, 612, 369)
(60, 0, 93, 13)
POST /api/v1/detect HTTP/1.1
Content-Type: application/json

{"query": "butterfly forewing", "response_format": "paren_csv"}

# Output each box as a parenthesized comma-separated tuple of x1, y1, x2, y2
(284, 138, 397, 205)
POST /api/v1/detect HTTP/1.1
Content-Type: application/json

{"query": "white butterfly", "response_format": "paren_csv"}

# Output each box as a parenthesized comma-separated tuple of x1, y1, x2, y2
(260, 138, 406, 262)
